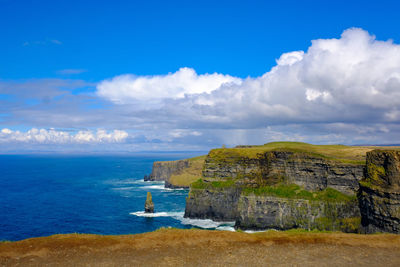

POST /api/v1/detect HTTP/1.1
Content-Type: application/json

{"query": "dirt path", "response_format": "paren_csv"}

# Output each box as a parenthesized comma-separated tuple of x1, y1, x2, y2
(1, 229, 400, 266)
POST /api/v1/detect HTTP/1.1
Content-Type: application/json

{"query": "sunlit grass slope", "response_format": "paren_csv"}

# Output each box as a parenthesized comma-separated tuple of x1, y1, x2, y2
(209, 142, 400, 165)
(168, 155, 206, 187)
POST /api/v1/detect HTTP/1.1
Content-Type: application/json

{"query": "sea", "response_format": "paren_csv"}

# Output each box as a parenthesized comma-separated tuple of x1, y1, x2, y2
(0, 153, 235, 241)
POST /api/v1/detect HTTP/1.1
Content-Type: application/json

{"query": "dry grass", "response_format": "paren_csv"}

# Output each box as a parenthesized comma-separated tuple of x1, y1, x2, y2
(1, 229, 400, 266)
(169, 156, 206, 187)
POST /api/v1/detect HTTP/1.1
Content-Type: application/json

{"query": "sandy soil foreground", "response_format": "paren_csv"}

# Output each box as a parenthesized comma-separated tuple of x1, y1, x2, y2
(1, 229, 400, 267)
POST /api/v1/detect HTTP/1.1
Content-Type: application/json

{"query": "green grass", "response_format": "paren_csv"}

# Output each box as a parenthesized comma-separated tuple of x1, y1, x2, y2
(191, 178, 235, 189)
(363, 162, 386, 187)
(208, 141, 400, 165)
(242, 183, 356, 202)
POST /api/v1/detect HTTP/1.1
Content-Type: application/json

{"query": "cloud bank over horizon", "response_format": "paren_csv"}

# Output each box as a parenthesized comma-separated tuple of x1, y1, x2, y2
(0, 128, 128, 144)
(2, 28, 400, 151)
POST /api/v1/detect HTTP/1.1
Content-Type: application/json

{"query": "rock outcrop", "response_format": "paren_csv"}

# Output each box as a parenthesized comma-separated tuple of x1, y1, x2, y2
(145, 192, 154, 213)
(359, 150, 400, 233)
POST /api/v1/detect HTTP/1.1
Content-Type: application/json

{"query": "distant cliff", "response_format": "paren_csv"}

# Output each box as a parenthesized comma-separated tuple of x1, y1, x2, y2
(145, 156, 205, 188)
(184, 142, 400, 233)
(145, 160, 189, 182)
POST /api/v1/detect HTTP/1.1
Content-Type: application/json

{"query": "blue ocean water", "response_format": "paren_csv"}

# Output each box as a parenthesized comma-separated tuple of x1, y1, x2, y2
(0, 154, 234, 241)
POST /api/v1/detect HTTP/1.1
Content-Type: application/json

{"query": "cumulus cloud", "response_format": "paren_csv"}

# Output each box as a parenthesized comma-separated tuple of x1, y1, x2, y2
(0, 128, 128, 144)
(97, 67, 242, 105)
(97, 28, 400, 129)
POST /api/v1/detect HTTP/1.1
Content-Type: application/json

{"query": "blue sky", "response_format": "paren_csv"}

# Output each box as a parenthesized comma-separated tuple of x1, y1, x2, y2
(1, 0, 400, 152)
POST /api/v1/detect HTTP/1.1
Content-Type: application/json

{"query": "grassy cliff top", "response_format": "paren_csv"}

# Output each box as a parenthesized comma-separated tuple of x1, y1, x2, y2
(154, 155, 206, 165)
(168, 155, 206, 187)
(208, 142, 400, 165)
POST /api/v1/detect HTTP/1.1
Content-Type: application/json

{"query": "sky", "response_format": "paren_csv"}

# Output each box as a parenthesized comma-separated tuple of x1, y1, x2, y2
(1, 0, 400, 152)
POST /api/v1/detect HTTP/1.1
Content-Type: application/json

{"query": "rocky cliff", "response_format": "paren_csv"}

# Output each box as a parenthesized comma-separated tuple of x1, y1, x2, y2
(359, 150, 400, 233)
(145, 156, 205, 188)
(202, 150, 364, 194)
(236, 193, 360, 232)
(145, 160, 190, 182)
(185, 142, 395, 232)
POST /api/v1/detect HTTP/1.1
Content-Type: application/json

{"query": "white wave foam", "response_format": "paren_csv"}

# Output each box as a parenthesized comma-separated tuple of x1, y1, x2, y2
(140, 185, 166, 190)
(244, 229, 275, 233)
(216, 225, 236, 231)
(130, 211, 235, 230)
(147, 180, 165, 184)
(179, 217, 235, 229)
(115, 179, 145, 185)
(111, 186, 136, 191)
(130, 211, 184, 218)
(162, 187, 187, 191)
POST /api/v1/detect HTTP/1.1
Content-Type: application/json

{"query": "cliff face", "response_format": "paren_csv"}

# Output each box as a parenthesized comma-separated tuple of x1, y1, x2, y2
(203, 151, 364, 195)
(359, 150, 400, 233)
(145, 160, 189, 182)
(185, 147, 366, 232)
(236, 194, 360, 232)
(184, 186, 241, 220)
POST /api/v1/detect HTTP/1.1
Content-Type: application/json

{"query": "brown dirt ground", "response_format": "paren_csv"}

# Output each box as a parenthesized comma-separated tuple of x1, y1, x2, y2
(1, 229, 400, 267)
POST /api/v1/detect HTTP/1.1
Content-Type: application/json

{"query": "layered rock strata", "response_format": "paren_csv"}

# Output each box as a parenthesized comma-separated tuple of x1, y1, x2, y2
(359, 150, 400, 233)
(202, 151, 364, 194)
(185, 149, 365, 232)
(236, 194, 360, 232)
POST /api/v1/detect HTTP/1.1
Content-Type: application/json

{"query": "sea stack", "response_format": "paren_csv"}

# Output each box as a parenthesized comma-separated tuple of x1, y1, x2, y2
(144, 192, 154, 213)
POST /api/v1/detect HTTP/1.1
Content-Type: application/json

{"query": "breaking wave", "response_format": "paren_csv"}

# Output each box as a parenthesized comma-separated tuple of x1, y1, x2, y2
(130, 211, 235, 231)
(130, 211, 184, 218)
(140, 184, 166, 190)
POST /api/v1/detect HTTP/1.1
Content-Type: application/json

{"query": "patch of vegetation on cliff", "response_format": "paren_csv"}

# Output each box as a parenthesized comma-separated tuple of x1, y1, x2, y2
(242, 184, 356, 202)
(360, 162, 386, 188)
(314, 217, 361, 232)
(208, 142, 399, 165)
(191, 178, 235, 189)
(168, 155, 206, 187)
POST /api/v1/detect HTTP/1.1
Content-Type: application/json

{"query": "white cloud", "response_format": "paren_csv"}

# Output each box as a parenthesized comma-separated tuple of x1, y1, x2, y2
(96, 67, 242, 105)
(168, 129, 202, 139)
(91, 27, 400, 147)
(97, 28, 400, 128)
(276, 51, 304, 66)
(0, 128, 128, 144)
